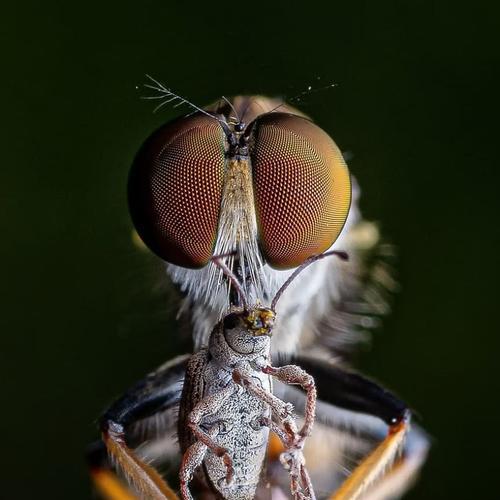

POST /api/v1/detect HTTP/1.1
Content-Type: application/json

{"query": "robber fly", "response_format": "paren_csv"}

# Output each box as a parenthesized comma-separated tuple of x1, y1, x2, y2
(89, 82, 429, 500)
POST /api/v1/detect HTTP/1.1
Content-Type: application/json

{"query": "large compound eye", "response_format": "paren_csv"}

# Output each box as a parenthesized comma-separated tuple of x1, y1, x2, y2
(128, 113, 225, 268)
(250, 113, 351, 269)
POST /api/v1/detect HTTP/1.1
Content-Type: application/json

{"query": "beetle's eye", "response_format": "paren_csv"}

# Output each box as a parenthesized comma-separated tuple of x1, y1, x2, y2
(223, 313, 240, 330)
(250, 113, 351, 269)
(128, 113, 225, 268)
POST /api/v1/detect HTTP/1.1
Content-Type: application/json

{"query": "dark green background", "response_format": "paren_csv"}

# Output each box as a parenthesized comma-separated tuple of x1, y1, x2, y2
(2, 1, 499, 498)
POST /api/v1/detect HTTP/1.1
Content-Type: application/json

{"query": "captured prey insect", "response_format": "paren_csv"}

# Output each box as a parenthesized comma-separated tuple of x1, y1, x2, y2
(89, 83, 429, 500)
(177, 253, 349, 500)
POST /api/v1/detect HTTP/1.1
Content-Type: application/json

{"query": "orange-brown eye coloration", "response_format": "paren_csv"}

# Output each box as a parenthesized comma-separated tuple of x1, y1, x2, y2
(128, 113, 225, 268)
(128, 100, 351, 270)
(250, 113, 351, 268)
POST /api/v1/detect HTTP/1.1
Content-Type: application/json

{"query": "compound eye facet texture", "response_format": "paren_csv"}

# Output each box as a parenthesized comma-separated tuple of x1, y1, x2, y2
(250, 113, 351, 269)
(128, 113, 225, 268)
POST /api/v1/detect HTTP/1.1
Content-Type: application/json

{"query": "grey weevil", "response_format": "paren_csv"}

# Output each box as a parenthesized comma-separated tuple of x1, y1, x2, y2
(177, 254, 349, 500)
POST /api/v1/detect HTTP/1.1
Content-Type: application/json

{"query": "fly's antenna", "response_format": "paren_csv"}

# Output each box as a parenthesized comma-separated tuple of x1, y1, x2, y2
(270, 250, 348, 311)
(240, 97, 268, 125)
(212, 255, 249, 311)
(142, 75, 229, 129)
(267, 82, 338, 116)
(288, 82, 338, 104)
(221, 96, 241, 124)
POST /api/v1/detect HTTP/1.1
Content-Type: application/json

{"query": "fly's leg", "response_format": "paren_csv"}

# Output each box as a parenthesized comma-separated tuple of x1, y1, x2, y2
(362, 424, 428, 500)
(89, 355, 189, 500)
(330, 411, 410, 500)
(182, 384, 235, 489)
(101, 421, 178, 500)
(86, 441, 138, 500)
(289, 356, 407, 428)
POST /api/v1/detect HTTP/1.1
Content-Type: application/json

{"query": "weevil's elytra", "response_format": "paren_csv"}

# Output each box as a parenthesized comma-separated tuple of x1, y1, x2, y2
(128, 97, 351, 273)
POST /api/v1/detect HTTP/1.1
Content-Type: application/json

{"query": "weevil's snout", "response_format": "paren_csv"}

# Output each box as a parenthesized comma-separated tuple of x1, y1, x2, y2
(244, 308, 275, 336)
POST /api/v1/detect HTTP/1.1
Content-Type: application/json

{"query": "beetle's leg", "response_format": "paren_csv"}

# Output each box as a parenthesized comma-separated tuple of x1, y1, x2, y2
(179, 425, 219, 500)
(257, 416, 313, 500)
(299, 464, 315, 500)
(90, 354, 189, 500)
(184, 384, 235, 485)
(281, 356, 425, 499)
(233, 368, 315, 500)
(232, 369, 294, 422)
(179, 441, 206, 500)
(262, 364, 317, 500)
(258, 416, 291, 446)
(263, 364, 317, 443)
(279, 448, 316, 500)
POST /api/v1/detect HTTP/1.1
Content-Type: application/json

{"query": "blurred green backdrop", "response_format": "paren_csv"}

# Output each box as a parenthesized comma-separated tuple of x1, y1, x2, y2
(1, 1, 499, 498)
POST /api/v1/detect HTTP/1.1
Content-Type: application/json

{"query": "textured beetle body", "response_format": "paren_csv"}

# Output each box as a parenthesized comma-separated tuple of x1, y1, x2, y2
(177, 305, 317, 500)
(178, 324, 272, 499)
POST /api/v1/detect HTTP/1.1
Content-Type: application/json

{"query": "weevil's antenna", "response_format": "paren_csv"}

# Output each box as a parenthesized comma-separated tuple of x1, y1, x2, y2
(266, 82, 338, 116)
(142, 75, 229, 129)
(212, 255, 249, 312)
(271, 250, 349, 311)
